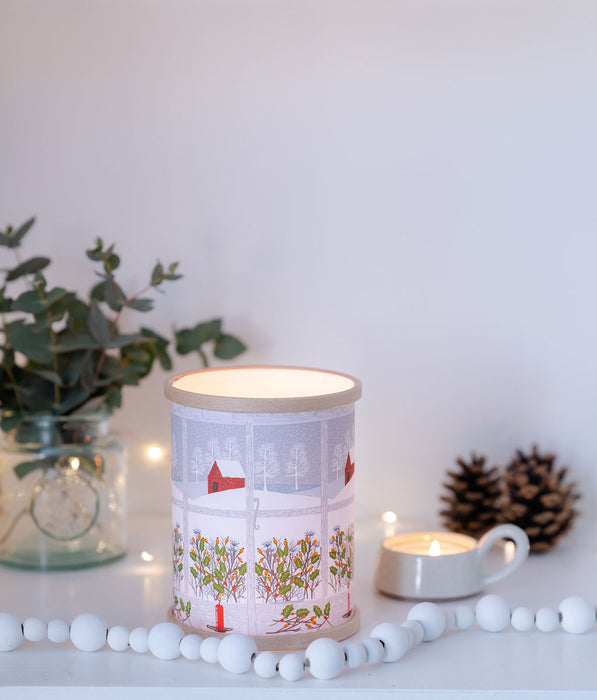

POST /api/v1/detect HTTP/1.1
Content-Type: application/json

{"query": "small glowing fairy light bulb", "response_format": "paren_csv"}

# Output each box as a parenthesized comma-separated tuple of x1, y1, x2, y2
(381, 511, 397, 524)
(141, 551, 154, 562)
(429, 539, 441, 557)
(69, 457, 80, 471)
(146, 445, 164, 462)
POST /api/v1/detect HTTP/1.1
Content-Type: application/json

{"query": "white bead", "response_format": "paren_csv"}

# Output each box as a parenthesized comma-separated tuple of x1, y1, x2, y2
(475, 595, 510, 632)
(401, 620, 424, 645)
(455, 606, 475, 630)
(129, 627, 149, 653)
(47, 619, 70, 644)
(23, 617, 47, 642)
(217, 633, 257, 674)
(305, 637, 346, 679)
(200, 636, 221, 663)
(147, 622, 183, 660)
(370, 623, 410, 662)
(511, 607, 535, 632)
(278, 652, 305, 681)
(361, 637, 385, 664)
(343, 642, 367, 669)
(70, 613, 107, 652)
(535, 608, 559, 632)
(180, 634, 202, 661)
(107, 625, 130, 651)
(399, 625, 415, 649)
(559, 596, 596, 634)
(253, 651, 279, 678)
(0, 613, 23, 651)
(407, 602, 446, 641)
(444, 610, 456, 632)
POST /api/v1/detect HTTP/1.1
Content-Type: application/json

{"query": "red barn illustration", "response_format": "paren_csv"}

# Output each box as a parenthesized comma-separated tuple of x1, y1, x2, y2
(208, 460, 245, 494)
(344, 453, 355, 485)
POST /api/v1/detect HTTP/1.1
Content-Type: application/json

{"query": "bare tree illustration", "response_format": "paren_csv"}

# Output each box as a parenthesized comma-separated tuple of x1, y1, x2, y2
(255, 443, 279, 491)
(222, 436, 242, 461)
(285, 443, 309, 491)
(191, 445, 207, 481)
(330, 443, 343, 481)
(205, 437, 220, 466)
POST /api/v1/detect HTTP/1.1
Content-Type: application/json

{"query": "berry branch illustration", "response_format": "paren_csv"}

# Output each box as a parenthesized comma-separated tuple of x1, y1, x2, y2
(268, 601, 333, 634)
(172, 523, 184, 587)
(172, 595, 191, 623)
(329, 524, 354, 617)
(188, 531, 247, 602)
(254, 532, 321, 603)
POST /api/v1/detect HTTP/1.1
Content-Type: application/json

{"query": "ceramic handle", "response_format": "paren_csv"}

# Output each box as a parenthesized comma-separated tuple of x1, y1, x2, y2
(477, 524, 530, 587)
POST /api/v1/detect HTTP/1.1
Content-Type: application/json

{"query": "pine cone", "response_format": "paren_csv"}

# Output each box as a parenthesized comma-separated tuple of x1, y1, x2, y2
(501, 445, 580, 553)
(440, 453, 503, 539)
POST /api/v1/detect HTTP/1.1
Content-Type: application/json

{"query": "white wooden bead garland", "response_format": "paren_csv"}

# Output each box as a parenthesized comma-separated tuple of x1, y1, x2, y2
(1, 595, 596, 682)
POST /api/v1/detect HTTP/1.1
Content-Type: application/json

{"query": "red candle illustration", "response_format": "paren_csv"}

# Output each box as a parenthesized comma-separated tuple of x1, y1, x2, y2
(215, 603, 224, 631)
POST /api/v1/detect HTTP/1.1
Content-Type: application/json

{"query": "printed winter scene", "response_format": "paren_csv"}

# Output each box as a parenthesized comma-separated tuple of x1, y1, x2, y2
(326, 413, 355, 499)
(172, 519, 184, 590)
(170, 411, 184, 487)
(254, 525, 322, 604)
(183, 421, 246, 500)
(329, 519, 355, 619)
(185, 516, 247, 634)
(253, 422, 322, 495)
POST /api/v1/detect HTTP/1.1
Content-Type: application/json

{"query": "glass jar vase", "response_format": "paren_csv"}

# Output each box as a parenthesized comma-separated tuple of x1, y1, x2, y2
(0, 412, 126, 569)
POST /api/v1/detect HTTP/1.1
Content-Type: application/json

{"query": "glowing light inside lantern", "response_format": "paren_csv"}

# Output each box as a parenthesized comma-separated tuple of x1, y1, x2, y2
(141, 551, 154, 562)
(381, 511, 397, 524)
(69, 457, 80, 471)
(429, 539, 441, 557)
(146, 445, 164, 461)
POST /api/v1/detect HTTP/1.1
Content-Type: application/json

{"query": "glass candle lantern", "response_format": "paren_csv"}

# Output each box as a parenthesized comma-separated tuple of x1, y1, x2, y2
(164, 366, 362, 650)
(0, 412, 126, 570)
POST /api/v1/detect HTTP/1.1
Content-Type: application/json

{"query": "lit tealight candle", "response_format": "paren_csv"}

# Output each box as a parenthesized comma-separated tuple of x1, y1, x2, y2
(375, 525, 530, 600)
(386, 532, 475, 557)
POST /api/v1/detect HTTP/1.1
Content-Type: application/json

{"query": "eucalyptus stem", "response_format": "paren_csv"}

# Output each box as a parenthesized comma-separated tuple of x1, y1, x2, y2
(0, 316, 24, 413)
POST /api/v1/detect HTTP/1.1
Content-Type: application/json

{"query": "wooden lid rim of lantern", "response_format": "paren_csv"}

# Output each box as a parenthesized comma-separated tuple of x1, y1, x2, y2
(164, 366, 362, 413)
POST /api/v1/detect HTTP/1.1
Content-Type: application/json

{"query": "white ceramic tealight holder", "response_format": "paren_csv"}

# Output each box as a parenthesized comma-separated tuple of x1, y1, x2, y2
(375, 524, 530, 600)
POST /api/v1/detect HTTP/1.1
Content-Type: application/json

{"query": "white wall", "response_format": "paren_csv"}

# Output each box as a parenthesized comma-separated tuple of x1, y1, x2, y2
(2, 0, 597, 522)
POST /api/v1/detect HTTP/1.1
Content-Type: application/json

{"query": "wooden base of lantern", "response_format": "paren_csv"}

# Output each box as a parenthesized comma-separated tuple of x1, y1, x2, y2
(167, 606, 360, 652)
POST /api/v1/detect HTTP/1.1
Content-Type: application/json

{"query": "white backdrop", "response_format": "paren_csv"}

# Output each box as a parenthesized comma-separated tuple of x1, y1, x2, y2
(1, 0, 596, 523)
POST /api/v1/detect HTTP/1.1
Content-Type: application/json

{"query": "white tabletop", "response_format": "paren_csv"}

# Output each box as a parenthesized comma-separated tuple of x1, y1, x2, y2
(2, 515, 597, 698)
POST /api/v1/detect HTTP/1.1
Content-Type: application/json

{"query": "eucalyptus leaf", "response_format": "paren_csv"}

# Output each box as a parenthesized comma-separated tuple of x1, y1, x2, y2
(80, 350, 96, 391)
(126, 297, 153, 312)
(175, 320, 222, 355)
(6, 257, 50, 281)
(214, 333, 247, 360)
(6, 321, 53, 364)
(13, 287, 70, 314)
(52, 332, 96, 352)
(86, 239, 104, 261)
(5, 217, 36, 249)
(151, 262, 164, 286)
(102, 279, 126, 311)
(25, 368, 64, 386)
(87, 300, 111, 347)
(105, 332, 142, 349)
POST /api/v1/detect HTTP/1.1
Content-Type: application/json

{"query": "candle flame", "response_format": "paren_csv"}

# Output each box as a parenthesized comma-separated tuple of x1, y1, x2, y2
(429, 539, 441, 556)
